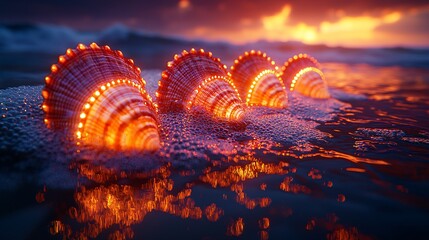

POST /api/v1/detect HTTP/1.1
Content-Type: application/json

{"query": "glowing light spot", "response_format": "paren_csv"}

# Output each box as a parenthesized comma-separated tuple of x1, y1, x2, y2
(51, 64, 58, 73)
(80, 113, 86, 119)
(58, 56, 66, 63)
(42, 90, 49, 99)
(259, 218, 270, 230)
(44, 76, 51, 84)
(95, 91, 100, 96)
(178, 0, 190, 10)
(78, 43, 86, 50)
(383, 11, 401, 24)
(90, 42, 99, 49)
(66, 49, 73, 56)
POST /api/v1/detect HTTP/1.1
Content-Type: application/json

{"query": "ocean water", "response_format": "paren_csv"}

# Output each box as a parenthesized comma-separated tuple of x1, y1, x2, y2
(1, 24, 429, 240)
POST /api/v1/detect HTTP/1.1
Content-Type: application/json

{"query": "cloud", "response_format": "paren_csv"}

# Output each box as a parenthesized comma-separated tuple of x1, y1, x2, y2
(201, 4, 415, 47)
(0, 0, 428, 47)
(316, 11, 402, 46)
(261, 4, 292, 31)
(260, 4, 317, 43)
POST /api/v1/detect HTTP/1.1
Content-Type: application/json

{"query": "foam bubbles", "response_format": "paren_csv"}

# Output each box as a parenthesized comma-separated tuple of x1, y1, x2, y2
(0, 70, 347, 188)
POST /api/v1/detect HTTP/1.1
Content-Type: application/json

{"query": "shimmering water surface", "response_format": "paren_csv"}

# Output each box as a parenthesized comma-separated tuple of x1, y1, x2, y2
(1, 63, 429, 239)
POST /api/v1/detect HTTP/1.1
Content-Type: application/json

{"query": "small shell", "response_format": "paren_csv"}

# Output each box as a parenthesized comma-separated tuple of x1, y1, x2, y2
(280, 54, 330, 99)
(42, 43, 160, 151)
(157, 48, 245, 122)
(230, 50, 287, 108)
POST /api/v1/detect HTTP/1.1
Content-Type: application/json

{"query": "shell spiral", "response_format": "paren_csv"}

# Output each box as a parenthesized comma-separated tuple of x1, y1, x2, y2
(156, 48, 245, 122)
(230, 50, 288, 108)
(42, 43, 160, 151)
(280, 54, 330, 99)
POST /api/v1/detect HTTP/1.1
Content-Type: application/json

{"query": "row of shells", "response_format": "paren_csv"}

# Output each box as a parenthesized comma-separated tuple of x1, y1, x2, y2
(42, 43, 330, 152)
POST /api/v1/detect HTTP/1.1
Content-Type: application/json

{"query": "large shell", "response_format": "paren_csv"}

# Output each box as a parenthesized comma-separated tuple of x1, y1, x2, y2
(279, 54, 330, 99)
(156, 48, 245, 122)
(42, 43, 160, 151)
(230, 50, 287, 108)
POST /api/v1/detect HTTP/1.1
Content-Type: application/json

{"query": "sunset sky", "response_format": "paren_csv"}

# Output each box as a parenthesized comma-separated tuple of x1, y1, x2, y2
(1, 0, 428, 47)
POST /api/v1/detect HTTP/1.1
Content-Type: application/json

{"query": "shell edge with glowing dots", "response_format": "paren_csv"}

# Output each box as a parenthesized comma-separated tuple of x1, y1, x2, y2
(42, 43, 161, 151)
(230, 50, 288, 108)
(156, 48, 245, 122)
(279, 53, 330, 99)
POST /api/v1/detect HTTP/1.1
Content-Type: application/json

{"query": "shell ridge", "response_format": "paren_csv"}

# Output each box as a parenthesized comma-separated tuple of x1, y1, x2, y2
(230, 51, 287, 108)
(157, 49, 245, 121)
(43, 44, 160, 151)
(280, 53, 329, 99)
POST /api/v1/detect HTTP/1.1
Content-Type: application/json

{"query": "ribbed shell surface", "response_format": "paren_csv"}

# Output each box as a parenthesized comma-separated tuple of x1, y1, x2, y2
(280, 54, 330, 99)
(42, 43, 144, 129)
(42, 43, 160, 151)
(230, 51, 287, 108)
(157, 49, 245, 121)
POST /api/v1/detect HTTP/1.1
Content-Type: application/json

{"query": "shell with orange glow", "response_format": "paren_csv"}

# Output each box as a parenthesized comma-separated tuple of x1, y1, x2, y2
(156, 49, 245, 122)
(230, 50, 287, 108)
(279, 54, 330, 99)
(42, 43, 160, 151)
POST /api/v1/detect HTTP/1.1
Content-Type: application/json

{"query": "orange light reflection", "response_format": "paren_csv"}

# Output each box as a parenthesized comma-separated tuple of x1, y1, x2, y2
(45, 136, 388, 239)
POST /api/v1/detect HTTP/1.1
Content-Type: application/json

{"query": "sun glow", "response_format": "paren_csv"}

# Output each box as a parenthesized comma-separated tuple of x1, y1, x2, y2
(318, 11, 402, 45)
(184, 3, 417, 47)
(259, 5, 403, 46)
(178, 0, 190, 10)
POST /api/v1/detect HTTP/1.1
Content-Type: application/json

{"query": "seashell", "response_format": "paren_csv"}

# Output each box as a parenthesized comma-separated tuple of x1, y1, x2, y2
(279, 53, 330, 99)
(230, 50, 288, 108)
(42, 43, 160, 151)
(156, 48, 245, 122)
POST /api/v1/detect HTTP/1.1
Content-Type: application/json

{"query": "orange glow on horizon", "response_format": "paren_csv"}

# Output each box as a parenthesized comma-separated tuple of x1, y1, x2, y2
(184, 4, 428, 47)
(260, 5, 404, 46)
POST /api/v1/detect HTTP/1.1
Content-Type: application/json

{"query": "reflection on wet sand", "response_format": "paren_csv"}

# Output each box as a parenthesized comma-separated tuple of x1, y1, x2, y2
(40, 63, 429, 239)
(41, 125, 418, 240)
(44, 142, 377, 239)
(50, 163, 203, 239)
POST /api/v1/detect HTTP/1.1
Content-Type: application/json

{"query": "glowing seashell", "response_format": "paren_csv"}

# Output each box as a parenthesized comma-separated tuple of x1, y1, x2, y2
(42, 43, 160, 151)
(280, 54, 330, 99)
(157, 49, 245, 122)
(230, 50, 287, 108)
